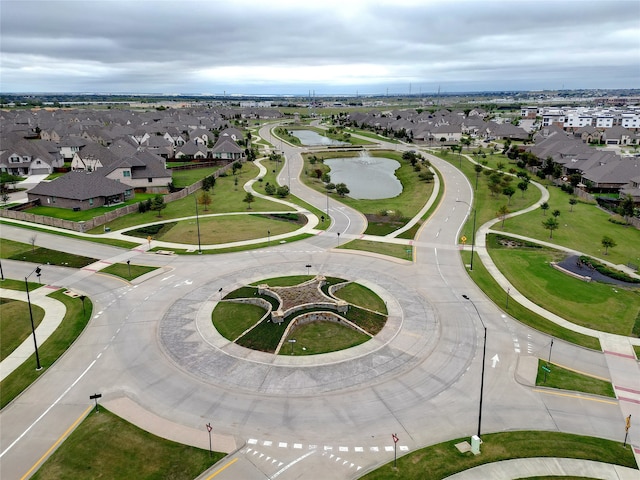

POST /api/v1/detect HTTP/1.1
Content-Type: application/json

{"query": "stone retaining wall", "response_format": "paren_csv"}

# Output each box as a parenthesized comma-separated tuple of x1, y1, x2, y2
(550, 262, 591, 282)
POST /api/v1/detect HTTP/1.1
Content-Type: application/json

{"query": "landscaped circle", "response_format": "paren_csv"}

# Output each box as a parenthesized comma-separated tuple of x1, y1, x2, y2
(212, 275, 388, 355)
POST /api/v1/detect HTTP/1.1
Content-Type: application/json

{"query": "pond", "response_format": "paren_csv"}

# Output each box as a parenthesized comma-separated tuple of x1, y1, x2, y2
(290, 130, 347, 146)
(324, 154, 402, 199)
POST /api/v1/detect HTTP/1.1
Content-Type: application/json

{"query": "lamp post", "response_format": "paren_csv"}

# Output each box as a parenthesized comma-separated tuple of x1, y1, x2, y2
(462, 294, 486, 439)
(456, 200, 477, 271)
(194, 194, 202, 254)
(25, 266, 43, 370)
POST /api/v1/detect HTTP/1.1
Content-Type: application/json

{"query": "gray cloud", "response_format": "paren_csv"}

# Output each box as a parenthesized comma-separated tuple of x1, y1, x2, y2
(1, 0, 638, 94)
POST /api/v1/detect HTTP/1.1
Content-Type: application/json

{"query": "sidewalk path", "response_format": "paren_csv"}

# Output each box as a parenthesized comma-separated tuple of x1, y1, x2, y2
(0, 285, 65, 381)
(444, 457, 639, 480)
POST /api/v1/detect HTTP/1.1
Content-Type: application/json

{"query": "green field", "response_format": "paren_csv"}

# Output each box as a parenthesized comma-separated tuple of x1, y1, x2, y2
(0, 298, 44, 360)
(535, 360, 615, 397)
(489, 241, 640, 336)
(1, 238, 98, 268)
(339, 239, 413, 260)
(212, 302, 266, 341)
(283, 321, 370, 355)
(334, 282, 388, 314)
(361, 431, 637, 479)
(501, 185, 640, 266)
(30, 408, 224, 480)
(99, 263, 158, 282)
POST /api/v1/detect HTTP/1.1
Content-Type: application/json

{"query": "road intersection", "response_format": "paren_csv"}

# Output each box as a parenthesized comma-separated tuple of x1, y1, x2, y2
(0, 126, 638, 479)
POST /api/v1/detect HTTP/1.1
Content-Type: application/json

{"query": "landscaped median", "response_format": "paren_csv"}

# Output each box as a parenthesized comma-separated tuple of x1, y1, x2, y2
(28, 408, 224, 480)
(359, 431, 637, 479)
(0, 289, 93, 409)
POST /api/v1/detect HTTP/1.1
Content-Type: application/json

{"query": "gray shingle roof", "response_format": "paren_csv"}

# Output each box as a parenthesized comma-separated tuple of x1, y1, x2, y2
(28, 171, 130, 200)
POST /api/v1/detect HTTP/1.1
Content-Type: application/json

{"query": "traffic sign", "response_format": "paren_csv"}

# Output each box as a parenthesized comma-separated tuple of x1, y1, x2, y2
(460, 235, 467, 245)
(541, 366, 551, 373)
(392, 433, 399, 443)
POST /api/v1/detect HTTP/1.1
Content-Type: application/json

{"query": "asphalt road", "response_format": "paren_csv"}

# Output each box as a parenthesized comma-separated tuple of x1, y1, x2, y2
(0, 127, 628, 480)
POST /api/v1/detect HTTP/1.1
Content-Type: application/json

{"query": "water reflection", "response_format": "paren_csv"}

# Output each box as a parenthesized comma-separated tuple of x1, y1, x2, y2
(324, 155, 402, 199)
(291, 130, 346, 146)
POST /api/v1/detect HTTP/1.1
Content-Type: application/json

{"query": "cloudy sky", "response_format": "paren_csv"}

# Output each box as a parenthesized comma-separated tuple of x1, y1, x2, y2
(1, 0, 639, 95)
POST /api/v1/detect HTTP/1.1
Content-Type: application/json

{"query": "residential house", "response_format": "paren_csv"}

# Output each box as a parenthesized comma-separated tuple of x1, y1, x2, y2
(211, 136, 244, 160)
(175, 142, 208, 160)
(27, 170, 132, 210)
(0, 139, 62, 175)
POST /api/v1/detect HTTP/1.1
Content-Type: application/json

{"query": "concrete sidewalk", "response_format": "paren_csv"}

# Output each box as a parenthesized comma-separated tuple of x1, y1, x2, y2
(444, 457, 639, 480)
(0, 284, 66, 381)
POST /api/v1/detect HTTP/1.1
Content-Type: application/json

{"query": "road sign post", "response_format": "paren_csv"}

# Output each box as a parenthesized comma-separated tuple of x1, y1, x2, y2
(541, 365, 551, 383)
(623, 415, 631, 447)
(206, 423, 213, 457)
(89, 393, 102, 413)
(392, 433, 399, 468)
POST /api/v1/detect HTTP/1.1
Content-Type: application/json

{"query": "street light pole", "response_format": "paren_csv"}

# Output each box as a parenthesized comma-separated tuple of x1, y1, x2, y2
(194, 194, 202, 254)
(25, 266, 43, 370)
(456, 200, 477, 271)
(462, 294, 486, 439)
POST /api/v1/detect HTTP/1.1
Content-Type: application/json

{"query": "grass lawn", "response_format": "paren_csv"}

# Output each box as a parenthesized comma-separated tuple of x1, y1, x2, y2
(397, 167, 445, 240)
(634, 345, 640, 358)
(333, 282, 388, 314)
(344, 126, 401, 143)
(360, 431, 637, 479)
(251, 275, 314, 287)
(339, 239, 413, 261)
(137, 213, 304, 245)
(488, 239, 640, 336)
(283, 321, 369, 355)
(0, 278, 36, 291)
(90, 165, 290, 233)
(212, 302, 266, 341)
(25, 194, 156, 222)
(99, 263, 158, 282)
(0, 298, 44, 360)
(30, 408, 224, 480)
(500, 185, 640, 267)
(535, 360, 615, 397)
(1, 238, 98, 268)
(464, 249, 601, 350)
(172, 165, 220, 188)
(0, 289, 92, 409)
(147, 233, 315, 255)
(0, 221, 141, 249)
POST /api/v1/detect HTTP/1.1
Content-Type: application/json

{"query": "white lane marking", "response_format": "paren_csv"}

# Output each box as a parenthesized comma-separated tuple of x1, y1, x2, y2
(0, 359, 97, 458)
(270, 450, 316, 479)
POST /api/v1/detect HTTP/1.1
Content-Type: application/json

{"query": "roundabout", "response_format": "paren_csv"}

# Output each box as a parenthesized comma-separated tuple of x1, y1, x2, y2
(157, 262, 462, 397)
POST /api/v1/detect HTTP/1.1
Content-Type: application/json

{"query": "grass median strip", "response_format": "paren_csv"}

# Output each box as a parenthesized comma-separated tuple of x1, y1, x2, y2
(30, 408, 224, 480)
(360, 431, 637, 479)
(0, 289, 92, 409)
(535, 360, 615, 397)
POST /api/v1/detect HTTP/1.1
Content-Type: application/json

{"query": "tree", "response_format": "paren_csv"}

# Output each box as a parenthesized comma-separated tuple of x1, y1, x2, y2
(232, 162, 242, 175)
(517, 180, 529, 198)
(601, 236, 616, 255)
(321, 173, 331, 183)
(474, 164, 483, 189)
(502, 186, 516, 205)
(265, 183, 276, 195)
(276, 185, 289, 198)
(335, 183, 350, 197)
(198, 191, 211, 211)
(325, 182, 336, 191)
(542, 217, 559, 238)
(569, 197, 577, 212)
(243, 192, 255, 209)
(540, 202, 549, 216)
(497, 205, 509, 228)
(29, 234, 37, 252)
(150, 195, 166, 217)
(619, 194, 635, 223)
(552, 209, 561, 218)
(202, 175, 216, 192)
(314, 168, 323, 179)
